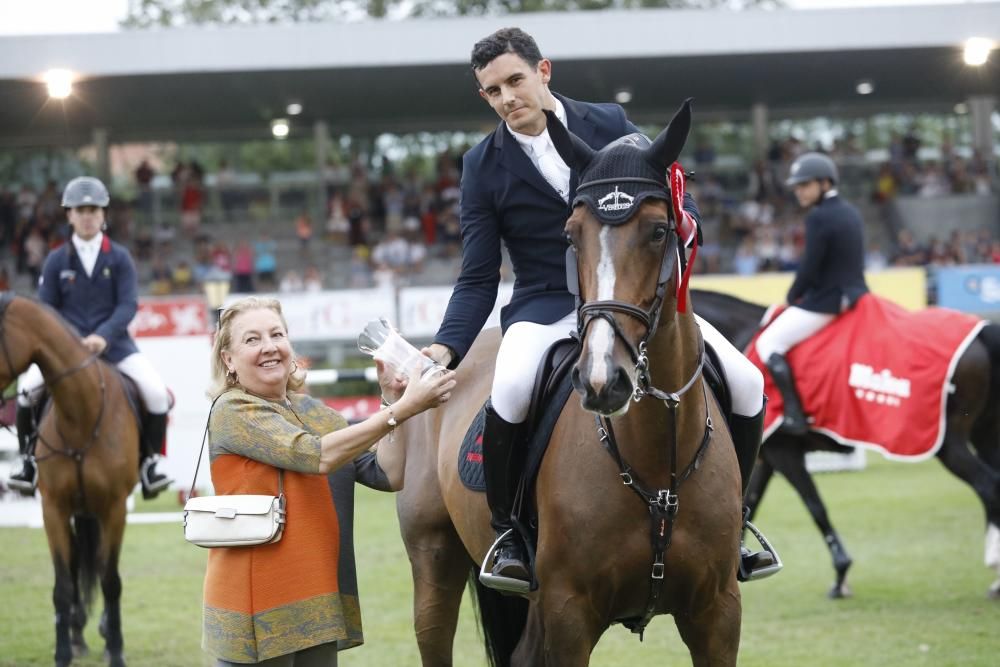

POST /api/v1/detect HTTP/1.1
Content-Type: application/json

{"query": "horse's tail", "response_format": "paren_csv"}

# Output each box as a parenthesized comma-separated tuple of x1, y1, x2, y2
(72, 514, 101, 610)
(467, 566, 528, 667)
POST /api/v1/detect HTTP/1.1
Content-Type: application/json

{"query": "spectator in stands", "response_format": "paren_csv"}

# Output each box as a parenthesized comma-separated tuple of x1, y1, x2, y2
(216, 159, 237, 221)
(755, 152, 868, 436)
(172, 259, 195, 293)
(303, 265, 324, 292)
(23, 228, 47, 285)
(135, 159, 154, 221)
(200, 296, 455, 665)
(180, 167, 204, 237)
(279, 269, 304, 293)
(232, 239, 255, 293)
(149, 254, 173, 296)
(326, 189, 350, 244)
(865, 242, 889, 271)
(254, 234, 277, 290)
(891, 229, 927, 266)
(211, 240, 233, 273)
(348, 245, 373, 288)
(371, 223, 411, 276)
(295, 211, 314, 259)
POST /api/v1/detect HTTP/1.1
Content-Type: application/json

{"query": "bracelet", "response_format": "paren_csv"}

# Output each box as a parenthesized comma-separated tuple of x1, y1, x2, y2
(380, 396, 392, 408)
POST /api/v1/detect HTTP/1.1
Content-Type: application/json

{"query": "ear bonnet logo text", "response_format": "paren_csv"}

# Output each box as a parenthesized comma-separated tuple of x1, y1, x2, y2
(597, 187, 634, 213)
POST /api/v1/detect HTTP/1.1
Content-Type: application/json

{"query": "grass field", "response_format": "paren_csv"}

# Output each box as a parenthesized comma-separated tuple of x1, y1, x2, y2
(1, 452, 998, 666)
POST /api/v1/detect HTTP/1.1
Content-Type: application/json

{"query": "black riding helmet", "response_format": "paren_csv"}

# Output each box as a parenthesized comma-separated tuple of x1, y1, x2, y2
(62, 176, 110, 208)
(785, 152, 838, 187)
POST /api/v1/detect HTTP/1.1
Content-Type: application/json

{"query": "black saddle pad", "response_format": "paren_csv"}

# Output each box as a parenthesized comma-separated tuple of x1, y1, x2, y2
(458, 338, 580, 493)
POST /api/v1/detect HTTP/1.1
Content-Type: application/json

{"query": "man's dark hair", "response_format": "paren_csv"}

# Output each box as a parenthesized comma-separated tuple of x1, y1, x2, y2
(470, 27, 543, 74)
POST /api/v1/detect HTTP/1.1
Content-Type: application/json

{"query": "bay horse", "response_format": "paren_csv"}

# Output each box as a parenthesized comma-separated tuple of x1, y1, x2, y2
(395, 102, 744, 666)
(692, 288, 1000, 599)
(0, 293, 139, 666)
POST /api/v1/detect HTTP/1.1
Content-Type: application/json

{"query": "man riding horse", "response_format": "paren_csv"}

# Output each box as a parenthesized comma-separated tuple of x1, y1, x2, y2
(8, 176, 173, 499)
(754, 153, 869, 435)
(421, 27, 778, 584)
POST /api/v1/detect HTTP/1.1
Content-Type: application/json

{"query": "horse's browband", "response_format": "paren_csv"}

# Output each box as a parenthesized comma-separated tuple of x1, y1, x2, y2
(576, 176, 666, 192)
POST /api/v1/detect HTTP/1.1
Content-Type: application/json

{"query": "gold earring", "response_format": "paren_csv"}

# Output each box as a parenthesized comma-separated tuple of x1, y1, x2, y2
(227, 369, 238, 383)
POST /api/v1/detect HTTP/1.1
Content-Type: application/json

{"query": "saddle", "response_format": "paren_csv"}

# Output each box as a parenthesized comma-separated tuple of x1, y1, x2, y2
(458, 335, 733, 589)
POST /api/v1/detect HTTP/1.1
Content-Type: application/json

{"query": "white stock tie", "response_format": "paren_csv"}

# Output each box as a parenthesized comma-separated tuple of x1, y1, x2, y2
(533, 138, 568, 203)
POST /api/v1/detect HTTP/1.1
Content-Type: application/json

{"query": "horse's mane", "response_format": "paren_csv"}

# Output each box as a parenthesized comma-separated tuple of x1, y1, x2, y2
(12, 293, 99, 356)
(690, 289, 764, 314)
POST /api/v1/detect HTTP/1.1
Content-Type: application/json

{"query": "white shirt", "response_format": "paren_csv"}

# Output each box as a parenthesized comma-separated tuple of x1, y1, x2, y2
(508, 97, 571, 202)
(72, 232, 103, 278)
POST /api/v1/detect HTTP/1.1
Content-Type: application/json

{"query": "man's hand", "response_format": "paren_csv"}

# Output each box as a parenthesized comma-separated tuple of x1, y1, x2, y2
(421, 343, 454, 369)
(81, 334, 108, 355)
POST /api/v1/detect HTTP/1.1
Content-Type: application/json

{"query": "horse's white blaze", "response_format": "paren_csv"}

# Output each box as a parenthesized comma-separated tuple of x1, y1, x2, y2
(587, 226, 616, 386)
(985, 522, 1000, 570)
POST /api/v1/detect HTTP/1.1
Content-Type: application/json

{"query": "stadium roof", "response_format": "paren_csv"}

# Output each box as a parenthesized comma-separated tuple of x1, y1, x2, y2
(0, 3, 998, 147)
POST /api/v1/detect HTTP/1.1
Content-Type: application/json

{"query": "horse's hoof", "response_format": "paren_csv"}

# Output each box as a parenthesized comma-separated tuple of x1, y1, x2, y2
(987, 580, 1000, 600)
(828, 582, 852, 599)
(104, 649, 126, 667)
(73, 641, 90, 658)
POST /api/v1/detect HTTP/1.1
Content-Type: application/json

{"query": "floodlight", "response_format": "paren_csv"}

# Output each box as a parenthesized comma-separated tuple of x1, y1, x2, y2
(286, 102, 303, 116)
(614, 89, 633, 105)
(271, 119, 290, 139)
(855, 80, 875, 96)
(43, 69, 73, 99)
(963, 37, 994, 66)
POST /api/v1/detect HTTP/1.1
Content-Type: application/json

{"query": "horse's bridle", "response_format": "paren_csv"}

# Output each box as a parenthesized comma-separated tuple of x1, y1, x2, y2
(566, 180, 712, 639)
(567, 176, 701, 401)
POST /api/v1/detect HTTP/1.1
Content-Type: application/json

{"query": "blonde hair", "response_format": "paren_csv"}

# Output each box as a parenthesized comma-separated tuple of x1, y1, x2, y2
(207, 296, 307, 399)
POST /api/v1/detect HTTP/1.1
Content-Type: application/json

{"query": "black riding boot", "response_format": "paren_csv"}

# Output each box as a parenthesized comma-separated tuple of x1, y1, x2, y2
(139, 413, 173, 500)
(766, 353, 809, 436)
(482, 402, 529, 581)
(730, 404, 780, 582)
(9, 404, 38, 494)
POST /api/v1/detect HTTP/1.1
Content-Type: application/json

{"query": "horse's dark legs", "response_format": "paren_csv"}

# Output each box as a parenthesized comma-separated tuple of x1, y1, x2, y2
(673, 586, 741, 667)
(42, 507, 75, 667)
(935, 432, 1000, 598)
(69, 543, 89, 658)
(764, 436, 852, 598)
(510, 606, 545, 667)
(99, 507, 127, 667)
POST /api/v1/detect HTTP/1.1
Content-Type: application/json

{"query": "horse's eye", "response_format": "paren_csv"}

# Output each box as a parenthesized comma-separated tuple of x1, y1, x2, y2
(651, 226, 668, 243)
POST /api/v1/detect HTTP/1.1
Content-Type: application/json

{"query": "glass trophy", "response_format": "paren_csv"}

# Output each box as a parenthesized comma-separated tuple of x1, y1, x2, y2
(358, 317, 446, 381)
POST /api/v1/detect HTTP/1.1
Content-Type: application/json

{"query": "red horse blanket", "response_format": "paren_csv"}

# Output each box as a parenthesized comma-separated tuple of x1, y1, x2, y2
(746, 294, 984, 460)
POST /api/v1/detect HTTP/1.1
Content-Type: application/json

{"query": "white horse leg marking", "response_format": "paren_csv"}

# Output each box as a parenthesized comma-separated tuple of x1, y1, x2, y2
(587, 227, 616, 388)
(985, 522, 1000, 570)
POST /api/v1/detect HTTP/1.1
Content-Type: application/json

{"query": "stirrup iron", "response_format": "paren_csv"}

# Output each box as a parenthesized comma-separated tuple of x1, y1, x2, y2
(741, 519, 783, 581)
(478, 529, 531, 595)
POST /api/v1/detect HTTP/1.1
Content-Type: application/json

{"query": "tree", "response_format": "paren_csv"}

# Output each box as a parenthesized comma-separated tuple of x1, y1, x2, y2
(122, 0, 782, 28)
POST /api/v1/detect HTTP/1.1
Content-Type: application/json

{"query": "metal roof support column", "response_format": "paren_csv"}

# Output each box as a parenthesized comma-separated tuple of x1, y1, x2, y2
(314, 120, 331, 226)
(968, 95, 997, 177)
(751, 102, 769, 163)
(92, 127, 110, 186)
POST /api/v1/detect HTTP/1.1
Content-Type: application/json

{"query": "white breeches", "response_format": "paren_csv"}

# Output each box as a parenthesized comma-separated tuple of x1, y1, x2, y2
(754, 307, 836, 361)
(492, 311, 578, 424)
(696, 314, 764, 418)
(491, 311, 765, 424)
(17, 352, 170, 414)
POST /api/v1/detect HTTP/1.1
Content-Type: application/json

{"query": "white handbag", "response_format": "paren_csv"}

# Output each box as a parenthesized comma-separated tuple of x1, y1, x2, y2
(183, 399, 286, 549)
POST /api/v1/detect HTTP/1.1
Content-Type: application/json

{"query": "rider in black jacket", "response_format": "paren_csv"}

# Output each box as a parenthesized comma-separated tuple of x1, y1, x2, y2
(755, 153, 869, 434)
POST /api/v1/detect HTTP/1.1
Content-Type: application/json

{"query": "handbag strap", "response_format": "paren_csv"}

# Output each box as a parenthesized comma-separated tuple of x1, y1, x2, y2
(188, 394, 285, 500)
